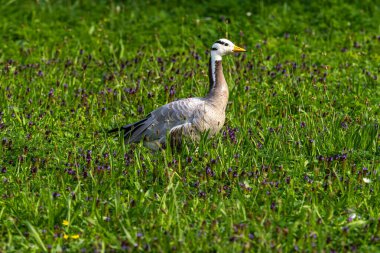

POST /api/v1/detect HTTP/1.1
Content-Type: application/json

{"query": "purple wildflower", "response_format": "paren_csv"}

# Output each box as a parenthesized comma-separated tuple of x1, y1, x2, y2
(48, 88, 54, 97)
(52, 192, 61, 198)
(270, 202, 276, 210)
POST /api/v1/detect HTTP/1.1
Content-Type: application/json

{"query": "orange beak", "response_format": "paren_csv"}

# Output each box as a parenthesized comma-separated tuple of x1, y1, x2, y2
(233, 45, 246, 52)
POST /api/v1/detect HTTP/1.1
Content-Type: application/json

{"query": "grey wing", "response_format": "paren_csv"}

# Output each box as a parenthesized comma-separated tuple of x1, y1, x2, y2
(110, 98, 205, 144)
(142, 98, 206, 142)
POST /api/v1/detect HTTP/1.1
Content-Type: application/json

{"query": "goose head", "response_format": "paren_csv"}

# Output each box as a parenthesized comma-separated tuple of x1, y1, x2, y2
(211, 38, 246, 60)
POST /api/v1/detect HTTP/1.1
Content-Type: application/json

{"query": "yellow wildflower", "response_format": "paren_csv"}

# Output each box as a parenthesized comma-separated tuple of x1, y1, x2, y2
(62, 220, 69, 226)
(63, 233, 69, 239)
(71, 234, 80, 239)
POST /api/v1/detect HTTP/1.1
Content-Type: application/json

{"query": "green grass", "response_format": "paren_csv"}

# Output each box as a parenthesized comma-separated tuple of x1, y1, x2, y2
(0, 0, 379, 252)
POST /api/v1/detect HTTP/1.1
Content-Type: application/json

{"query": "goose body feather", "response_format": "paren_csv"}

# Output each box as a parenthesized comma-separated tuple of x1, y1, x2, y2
(116, 97, 225, 150)
(109, 38, 245, 150)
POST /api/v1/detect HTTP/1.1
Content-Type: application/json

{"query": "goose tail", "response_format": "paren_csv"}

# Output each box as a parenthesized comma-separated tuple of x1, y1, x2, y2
(108, 114, 152, 143)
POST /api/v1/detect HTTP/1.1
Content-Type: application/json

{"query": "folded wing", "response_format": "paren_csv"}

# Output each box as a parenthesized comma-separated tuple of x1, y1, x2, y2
(111, 98, 206, 145)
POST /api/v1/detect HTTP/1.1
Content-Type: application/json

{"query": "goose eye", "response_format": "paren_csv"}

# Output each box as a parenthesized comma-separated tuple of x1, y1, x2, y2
(224, 43, 229, 46)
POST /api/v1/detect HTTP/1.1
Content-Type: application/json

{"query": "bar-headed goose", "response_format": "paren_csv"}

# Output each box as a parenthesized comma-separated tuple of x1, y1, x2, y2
(109, 38, 246, 150)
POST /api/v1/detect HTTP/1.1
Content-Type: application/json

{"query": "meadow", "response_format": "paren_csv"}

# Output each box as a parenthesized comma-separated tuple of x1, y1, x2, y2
(0, 0, 379, 252)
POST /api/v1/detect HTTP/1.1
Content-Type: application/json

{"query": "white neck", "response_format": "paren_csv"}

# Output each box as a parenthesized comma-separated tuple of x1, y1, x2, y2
(210, 52, 222, 85)
(206, 52, 229, 108)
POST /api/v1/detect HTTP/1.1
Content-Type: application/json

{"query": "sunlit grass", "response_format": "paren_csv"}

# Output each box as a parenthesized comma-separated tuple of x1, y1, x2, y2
(0, 0, 379, 252)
